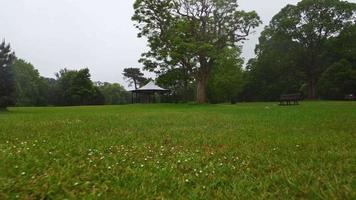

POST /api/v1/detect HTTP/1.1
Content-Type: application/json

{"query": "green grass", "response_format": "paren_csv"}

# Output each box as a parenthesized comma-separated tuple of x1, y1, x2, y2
(0, 102, 355, 199)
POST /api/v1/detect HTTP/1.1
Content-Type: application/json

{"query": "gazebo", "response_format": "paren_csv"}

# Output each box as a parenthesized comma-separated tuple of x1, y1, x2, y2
(131, 81, 169, 103)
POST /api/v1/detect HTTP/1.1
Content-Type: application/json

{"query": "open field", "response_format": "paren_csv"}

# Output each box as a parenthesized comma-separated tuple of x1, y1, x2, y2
(0, 102, 355, 199)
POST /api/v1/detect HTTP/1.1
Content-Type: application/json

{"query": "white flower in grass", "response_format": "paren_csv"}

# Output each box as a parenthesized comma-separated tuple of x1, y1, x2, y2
(74, 182, 79, 186)
(21, 172, 26, 176)
(185, 179, 189, 183)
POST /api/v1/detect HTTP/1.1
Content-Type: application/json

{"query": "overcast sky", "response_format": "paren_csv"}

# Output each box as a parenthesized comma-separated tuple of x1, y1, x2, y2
(1, 0, 354, 87)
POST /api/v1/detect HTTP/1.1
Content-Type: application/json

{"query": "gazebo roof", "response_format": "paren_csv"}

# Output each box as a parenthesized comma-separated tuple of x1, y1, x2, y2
(132, 81, 168, 92)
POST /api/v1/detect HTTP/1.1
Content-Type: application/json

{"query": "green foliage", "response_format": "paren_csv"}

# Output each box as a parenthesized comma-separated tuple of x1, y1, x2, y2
(156, 68, 195, 103)
(0, 102, 355, 198)
(242, 0, 356, 101)
(55, 68, 101, 106)
(133, 0, 261, 103)
(11, 59, 49, 106)
(318, 60, 356, 99)
(122, 68, 148, 89)
(208, 48, 244, 103)
(327, 25, 356, 66)
(96, 82, 131, 105)
(0, 41, 16, 109)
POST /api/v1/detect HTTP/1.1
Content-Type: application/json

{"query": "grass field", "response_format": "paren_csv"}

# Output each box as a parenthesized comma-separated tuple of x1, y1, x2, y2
(0, 102, 355, 199)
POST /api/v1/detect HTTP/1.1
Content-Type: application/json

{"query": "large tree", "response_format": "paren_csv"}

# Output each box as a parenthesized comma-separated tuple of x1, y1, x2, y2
(132, 0, 260, 103)
(263, 0, 356, 99)
(0, 41, 16, 110)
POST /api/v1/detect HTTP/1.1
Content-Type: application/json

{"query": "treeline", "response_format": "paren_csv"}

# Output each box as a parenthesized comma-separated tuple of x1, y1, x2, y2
(2, 0, 356, 108)
(1, 51, 130, 108)
(134, 0, 356, 103)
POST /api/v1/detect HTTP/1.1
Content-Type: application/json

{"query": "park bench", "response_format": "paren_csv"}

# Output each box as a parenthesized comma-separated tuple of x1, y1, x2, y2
(279, 93, 302, 106)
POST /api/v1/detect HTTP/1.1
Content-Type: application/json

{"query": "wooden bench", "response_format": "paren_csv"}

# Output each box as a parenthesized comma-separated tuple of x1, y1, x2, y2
(279, 93, 302, 106)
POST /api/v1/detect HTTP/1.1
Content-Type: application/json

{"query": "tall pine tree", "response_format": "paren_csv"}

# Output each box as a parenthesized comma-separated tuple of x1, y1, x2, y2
(0, 41, 16, 110)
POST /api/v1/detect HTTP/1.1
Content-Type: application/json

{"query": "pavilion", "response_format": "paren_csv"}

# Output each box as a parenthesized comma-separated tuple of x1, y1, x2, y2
(131, 81, 169, 103)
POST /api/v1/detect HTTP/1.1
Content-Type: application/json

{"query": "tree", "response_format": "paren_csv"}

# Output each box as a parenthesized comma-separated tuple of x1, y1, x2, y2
(123, 68, 148, 89)
(156, 68, 195, 102)
(96, 82, 131, 104)
(241, 28, 304, 101)
(11, 59, 49, 106)
(318, 59, 356, 99)
(327, 24, 356, 67)
(55, 68, 98, 106)
(132, 0, 261, 103)
(0, 41, 16, 110)
(208, 47, 244, 103)
(263, 0, 356, 99)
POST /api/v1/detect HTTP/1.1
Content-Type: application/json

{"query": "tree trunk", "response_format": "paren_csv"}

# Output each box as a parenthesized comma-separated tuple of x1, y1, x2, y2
(307, 79, 317, 99)
(196, 73, 208, 104)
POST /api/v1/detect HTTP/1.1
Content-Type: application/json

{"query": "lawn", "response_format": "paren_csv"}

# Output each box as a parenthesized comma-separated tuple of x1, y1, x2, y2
(0, 102, 355, 199)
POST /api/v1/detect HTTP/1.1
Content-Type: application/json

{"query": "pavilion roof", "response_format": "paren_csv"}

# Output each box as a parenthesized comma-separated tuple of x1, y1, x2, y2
(132, 81, 168, 92)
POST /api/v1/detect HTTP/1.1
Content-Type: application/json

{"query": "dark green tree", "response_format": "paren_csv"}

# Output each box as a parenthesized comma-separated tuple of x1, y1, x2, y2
(55, 68, 98, 106)
(96, 82, 131, 105)
(327, 24, 356, 67)
(208, 47, 244, 103)
(123, 68, 148, 89)
(11, 59, 49, 106)
(156, 68, 195, 103)
(241, 29, 304, 101)
(318, 60, 356, 99)
(132, 0, 261, 103)
(0, 41, 16, 110)
(262, 0, 356, 99)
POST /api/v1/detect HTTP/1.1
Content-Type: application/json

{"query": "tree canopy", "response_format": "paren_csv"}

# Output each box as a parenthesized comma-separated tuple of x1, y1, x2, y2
(260, 0, 356, 99)
(12, 59, 49, 106)
(242, 0, 356, 101)
(123, 68, 148, 89)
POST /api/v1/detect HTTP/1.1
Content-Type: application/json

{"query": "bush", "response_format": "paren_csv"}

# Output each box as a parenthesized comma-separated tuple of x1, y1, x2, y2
(318, 60, 356, 99)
